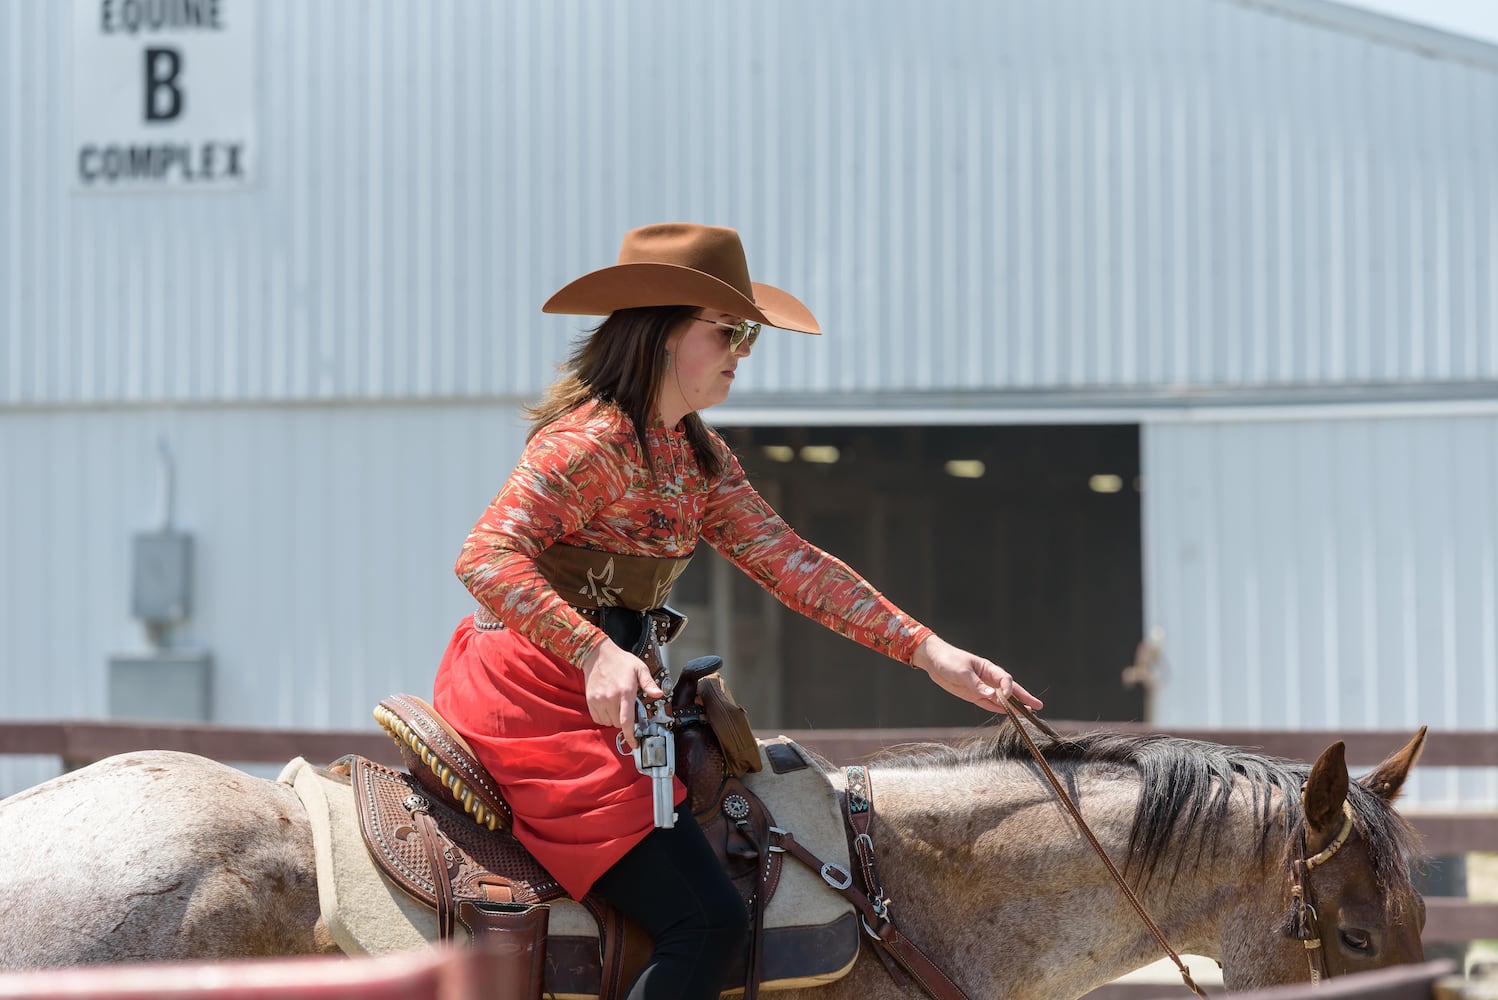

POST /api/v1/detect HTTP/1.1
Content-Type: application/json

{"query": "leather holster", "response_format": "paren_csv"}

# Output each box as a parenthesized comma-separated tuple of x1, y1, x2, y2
(456, 900, 550, 1000)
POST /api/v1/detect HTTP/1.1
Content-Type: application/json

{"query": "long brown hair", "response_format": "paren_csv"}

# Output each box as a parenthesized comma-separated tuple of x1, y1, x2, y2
(525, 305, 726, 479)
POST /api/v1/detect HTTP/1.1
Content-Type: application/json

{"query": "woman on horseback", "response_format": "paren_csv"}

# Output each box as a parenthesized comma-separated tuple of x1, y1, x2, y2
(433, 222, 1043, 999)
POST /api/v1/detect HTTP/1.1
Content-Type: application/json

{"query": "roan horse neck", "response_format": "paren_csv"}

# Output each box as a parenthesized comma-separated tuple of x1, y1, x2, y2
(813, 761, 1284, 1000)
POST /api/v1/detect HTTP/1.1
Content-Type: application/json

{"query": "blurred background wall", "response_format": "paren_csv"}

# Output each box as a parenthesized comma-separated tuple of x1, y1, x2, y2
(1, 0, 1494, 803)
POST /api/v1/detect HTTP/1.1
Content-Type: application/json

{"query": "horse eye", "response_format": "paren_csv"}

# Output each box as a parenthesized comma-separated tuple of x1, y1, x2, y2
(1340, 928, 1372, 952)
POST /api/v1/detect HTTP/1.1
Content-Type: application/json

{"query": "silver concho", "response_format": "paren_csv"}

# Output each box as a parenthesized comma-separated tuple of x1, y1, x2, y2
(403, 793, 429, 814)
(723, 793, 751, 821)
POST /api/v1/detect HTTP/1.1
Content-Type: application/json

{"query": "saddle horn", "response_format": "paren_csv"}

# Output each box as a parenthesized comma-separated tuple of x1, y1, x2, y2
(672, 655, 724, 718)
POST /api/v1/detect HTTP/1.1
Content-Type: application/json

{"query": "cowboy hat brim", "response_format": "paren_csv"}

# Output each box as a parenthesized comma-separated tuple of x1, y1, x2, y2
(542, 262, 821, 335)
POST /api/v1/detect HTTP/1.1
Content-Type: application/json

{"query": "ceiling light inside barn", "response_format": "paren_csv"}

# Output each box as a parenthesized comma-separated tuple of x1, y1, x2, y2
(1089, 474, 1124, 493)
(944, 459, 985, 479)
(761, 445, 795, 462)
(800, 445, 840, 464)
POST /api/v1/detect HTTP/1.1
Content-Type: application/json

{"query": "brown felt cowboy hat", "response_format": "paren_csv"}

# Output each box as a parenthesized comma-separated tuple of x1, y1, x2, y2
(542, 223, 821, 334)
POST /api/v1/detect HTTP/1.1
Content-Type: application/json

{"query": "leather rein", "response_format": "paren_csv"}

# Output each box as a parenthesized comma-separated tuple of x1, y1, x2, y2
(1001, 695, 1359, 994)
(771, 704, 1204, 1000)
(775, 698, 1358, 999)
(998, 695, 1211, 998)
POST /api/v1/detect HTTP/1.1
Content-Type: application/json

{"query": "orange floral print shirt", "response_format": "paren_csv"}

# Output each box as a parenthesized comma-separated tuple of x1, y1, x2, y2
(456, 400, 932, 668)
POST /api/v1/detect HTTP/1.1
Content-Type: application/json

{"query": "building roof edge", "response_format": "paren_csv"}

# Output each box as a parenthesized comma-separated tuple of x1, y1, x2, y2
(1230, 0, 1498, 74)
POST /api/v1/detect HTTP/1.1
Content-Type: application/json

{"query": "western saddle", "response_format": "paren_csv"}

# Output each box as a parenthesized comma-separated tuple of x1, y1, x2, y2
(350, 656, 810, 1000)
(347, 652, 971, 1000)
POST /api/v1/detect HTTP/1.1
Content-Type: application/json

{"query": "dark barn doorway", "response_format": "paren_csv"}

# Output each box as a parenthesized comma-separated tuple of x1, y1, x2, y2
(669, 424, 1145, 729)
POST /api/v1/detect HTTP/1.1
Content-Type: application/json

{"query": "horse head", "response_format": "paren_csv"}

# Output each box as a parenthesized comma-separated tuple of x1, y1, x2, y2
(1223, 727, 1428, 989)
(842, 723, 1434, 999)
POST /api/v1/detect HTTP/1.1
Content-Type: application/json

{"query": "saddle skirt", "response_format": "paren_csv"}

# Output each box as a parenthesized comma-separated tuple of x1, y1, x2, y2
(282, 736, 858, 997)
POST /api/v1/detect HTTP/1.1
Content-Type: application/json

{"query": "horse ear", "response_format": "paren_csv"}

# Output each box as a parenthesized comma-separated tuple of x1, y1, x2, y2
(1302, 740, 1350, 854)
(1357, 726, 1427, 804)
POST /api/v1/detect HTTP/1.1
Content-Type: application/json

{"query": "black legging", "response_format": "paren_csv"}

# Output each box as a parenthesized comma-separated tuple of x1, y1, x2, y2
(590, 810, 748, 999)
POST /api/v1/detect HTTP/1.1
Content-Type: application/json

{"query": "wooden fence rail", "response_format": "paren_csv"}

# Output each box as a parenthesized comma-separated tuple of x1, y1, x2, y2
(3, 719, 1495, 947)
(4, 718, 1493, 773)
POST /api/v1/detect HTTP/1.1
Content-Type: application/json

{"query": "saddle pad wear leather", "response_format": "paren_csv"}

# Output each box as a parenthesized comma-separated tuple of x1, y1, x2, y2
(738, 737, 856, 938)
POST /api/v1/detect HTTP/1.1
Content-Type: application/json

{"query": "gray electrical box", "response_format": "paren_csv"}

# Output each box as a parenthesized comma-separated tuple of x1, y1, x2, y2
(131, 531, 193, 625)
(108, 651, 213, 722)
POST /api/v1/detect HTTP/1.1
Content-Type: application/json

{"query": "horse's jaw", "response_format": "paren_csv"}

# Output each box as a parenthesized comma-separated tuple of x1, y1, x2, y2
(1217, 904, 1313, 991)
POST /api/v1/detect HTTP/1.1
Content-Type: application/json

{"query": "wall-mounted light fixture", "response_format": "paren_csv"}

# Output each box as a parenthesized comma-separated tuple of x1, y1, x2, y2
(761, 445, 795, 462)
(944, 459, 986, 479)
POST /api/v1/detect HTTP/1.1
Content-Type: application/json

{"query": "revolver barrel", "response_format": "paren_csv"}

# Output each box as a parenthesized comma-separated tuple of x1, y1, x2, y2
(633, 698, 677, 828)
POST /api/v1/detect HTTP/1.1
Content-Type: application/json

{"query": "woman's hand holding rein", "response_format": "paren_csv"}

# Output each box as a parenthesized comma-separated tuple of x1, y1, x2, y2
(582, 640, 664, 750)
(912, 634, 1043, 715)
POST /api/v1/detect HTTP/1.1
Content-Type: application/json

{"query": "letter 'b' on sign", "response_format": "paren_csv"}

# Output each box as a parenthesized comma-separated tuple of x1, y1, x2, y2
(72, 0, 256, 190)
(144, 47, 184, 122)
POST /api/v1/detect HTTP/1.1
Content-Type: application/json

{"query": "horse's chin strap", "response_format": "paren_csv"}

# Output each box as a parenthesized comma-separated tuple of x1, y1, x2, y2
(1288, 801, 1356, 986)
(769, 766, 974, 1000)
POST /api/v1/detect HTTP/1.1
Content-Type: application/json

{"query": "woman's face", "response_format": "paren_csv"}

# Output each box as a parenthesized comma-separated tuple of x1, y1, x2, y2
(657, 308, 756, 425)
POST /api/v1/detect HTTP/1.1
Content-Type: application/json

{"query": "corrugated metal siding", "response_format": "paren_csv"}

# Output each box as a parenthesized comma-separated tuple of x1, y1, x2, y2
(0, 402, 528, 796)
(1143, 414, 1498, 805)
(2, 0, 1495, 406)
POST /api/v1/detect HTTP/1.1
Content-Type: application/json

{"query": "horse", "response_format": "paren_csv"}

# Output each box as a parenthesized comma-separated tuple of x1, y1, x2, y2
(0, 723, 1427, 999)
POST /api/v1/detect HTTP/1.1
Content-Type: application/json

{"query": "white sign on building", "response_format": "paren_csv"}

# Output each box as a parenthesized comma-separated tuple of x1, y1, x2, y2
(71, 0, 256, 191)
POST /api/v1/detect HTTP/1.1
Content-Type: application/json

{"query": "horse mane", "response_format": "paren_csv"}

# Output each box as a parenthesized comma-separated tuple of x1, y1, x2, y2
(869, 724, 1422, 903)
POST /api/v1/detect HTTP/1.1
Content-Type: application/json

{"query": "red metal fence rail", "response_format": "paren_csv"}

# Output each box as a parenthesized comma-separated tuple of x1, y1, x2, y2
(0, 945, 511, 1000)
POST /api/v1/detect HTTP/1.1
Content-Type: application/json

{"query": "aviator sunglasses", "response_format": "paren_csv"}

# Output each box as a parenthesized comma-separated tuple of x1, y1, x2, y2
(692, 316, 761, 352)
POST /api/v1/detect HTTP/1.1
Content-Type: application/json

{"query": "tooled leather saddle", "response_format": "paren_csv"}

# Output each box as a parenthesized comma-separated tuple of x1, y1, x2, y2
(349, 655, 850, 1000)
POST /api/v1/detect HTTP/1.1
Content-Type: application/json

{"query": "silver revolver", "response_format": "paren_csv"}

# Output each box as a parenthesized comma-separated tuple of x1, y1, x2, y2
(626, 692, 677, 829)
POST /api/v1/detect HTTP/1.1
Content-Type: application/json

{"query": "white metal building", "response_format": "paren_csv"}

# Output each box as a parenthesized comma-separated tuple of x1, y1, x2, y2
(1, 0, 1494, 803)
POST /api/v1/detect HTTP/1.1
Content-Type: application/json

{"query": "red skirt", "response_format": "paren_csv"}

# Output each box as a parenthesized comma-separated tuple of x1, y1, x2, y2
(432, 615, 687, 900)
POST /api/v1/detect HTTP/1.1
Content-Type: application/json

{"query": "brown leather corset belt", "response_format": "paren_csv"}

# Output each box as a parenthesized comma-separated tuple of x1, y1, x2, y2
(473, 603, 687, 652)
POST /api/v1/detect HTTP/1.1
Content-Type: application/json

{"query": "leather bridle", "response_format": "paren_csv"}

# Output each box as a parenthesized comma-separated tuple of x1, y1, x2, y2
(1287, 801, 1357, 985)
